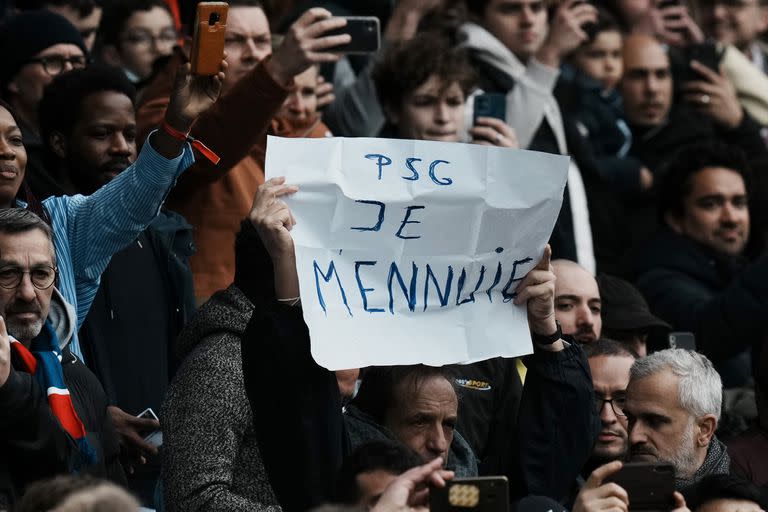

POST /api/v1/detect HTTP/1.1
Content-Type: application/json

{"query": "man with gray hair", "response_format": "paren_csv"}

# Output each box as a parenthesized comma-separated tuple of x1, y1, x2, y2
(0, 209, 124, 509)
(625, 349, 728, 490)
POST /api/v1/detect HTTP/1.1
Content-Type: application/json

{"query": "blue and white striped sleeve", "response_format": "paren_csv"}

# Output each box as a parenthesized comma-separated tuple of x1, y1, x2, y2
(44, 135, 195, 327)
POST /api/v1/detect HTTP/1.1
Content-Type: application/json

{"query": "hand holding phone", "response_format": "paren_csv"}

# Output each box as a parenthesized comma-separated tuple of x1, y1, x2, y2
(573, 461, 630, 512)
(538, 0, 598, 65)
(191, 2, 228, 76)
(267, 8, 350, 86)
(605, 462, 676, 511)
(430, 477, 509, 512)
(652, 0, 705, 46)
(321, 17, 380, 54)
(137, 408, 163, 449)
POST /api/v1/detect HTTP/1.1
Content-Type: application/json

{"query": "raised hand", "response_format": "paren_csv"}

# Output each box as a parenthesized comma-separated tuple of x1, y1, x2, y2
(249, 177, 300, 300)
(165, 59, 227, 132)
(573, 461, 630, 512)
(681, 61, 743, 129)
(651, 1, 704, 47)
(267, 8, 351, 86)
(537, 0, 598, 68)
(514, 245, 557, 337)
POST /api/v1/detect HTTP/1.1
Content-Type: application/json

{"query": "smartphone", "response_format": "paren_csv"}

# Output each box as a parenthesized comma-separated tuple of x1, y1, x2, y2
(137, 407, 163, 449)
(430, 477, 509, 512)
(606, 463, 675, 511)
(323, 16, 380, 54)
(668, 332, 696, 350)
(473, 93, 507, 124)
(687, 42, 721, 72)
(680, 42, 721, 83)
(191, 2, 228, 75)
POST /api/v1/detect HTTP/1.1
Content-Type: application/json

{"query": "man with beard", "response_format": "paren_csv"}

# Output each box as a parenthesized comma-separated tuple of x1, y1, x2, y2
(553, 259, 602, 344)
(624, 349, 729, 491)
(632, 141, 768, 387)
(0, 209, 125, 508)
(36, 64, 192, 506)
(617, 34, 767, 257)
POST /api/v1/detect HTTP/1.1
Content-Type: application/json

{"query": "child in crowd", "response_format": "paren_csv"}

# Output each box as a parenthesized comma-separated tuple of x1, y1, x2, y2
(563, 10, 649, 193)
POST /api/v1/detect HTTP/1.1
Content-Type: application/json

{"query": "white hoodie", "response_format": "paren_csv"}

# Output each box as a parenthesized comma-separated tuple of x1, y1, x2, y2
(458, 22, 567, 153)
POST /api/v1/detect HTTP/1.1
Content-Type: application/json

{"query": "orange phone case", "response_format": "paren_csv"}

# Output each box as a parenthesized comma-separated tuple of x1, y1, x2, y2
(191, 2, 228, 76)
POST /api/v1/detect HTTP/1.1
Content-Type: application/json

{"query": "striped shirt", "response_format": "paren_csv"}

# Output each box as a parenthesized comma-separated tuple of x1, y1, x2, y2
(39, 136, 194, 359)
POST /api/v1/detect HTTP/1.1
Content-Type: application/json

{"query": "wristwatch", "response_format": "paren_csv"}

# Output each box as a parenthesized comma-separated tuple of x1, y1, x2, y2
(532, 320, 562, 345)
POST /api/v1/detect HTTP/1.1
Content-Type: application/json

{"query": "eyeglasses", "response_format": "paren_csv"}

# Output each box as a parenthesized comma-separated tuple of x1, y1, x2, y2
(594, 393, 627, 417)
(0, 265, 58, 290)
(122, 28, 178, 49)
(27, 55, 87, 76)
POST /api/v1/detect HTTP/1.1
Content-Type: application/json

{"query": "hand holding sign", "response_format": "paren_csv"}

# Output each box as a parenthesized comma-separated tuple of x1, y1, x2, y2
(249, 177, 300, 300)
(513, 245, 558, 339)
(265, 136, 569, 369)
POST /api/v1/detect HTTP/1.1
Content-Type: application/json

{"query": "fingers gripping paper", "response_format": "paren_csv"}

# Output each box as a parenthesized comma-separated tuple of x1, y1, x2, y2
(265, 136, 569, 370)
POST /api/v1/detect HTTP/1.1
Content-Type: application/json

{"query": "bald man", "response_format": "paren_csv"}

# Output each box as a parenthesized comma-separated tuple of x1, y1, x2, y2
(616, 34, 767, 257)
(553, 260, 602, 344)
(621, 34, 764, 169)
(621, 34, 674, 128)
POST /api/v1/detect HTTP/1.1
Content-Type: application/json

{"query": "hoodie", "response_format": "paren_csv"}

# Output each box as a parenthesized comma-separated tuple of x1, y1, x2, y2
(458, 22, 566, 153)
(0, 289, 125, 509)
(161, 285, 280, 512)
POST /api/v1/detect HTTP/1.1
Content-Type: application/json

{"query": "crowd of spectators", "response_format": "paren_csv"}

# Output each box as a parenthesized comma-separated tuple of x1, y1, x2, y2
(2, 0, 768, 511)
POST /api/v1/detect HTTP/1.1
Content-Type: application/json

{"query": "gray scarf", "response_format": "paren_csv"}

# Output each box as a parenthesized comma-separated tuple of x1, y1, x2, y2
(676, 436, 731, 490)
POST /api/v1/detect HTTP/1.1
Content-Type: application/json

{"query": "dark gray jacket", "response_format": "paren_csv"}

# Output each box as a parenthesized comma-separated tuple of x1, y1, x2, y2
(161, 285, 280, 512)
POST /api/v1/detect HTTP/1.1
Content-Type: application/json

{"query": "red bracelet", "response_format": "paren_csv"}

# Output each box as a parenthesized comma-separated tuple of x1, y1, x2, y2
(161, 120, 221, 165)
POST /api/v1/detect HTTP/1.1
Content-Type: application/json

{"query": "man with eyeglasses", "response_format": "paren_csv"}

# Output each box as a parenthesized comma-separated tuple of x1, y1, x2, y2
(0, 209, 126, 509)
(99, 0, 178, 86)
(0, 9, 87, 199)
(699, 0, 768, 73)
(583, 339, 637, 476)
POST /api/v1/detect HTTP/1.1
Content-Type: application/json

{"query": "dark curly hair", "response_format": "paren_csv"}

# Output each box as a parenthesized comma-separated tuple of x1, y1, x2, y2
(657, 140, 752, 223)
(372, 32, 477, 117)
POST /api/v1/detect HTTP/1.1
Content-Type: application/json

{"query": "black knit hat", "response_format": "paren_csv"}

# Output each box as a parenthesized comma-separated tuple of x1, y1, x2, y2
(597, 273, 671, 332)
(0, 10, 88, 93)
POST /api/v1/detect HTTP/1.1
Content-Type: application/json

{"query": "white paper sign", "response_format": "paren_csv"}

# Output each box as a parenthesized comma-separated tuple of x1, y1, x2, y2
(265, 136, 569, 370)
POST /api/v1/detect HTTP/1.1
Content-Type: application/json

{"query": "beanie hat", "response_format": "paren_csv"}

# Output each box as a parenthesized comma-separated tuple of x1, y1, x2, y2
(597, 273, 670, 333)
(0, 10, 88, 92)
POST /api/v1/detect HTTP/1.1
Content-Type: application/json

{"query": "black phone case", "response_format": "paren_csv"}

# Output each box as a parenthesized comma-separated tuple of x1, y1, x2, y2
(473, 93, 507, 123)
(323, 17, 380, 54)
(606, 463, 676, 511)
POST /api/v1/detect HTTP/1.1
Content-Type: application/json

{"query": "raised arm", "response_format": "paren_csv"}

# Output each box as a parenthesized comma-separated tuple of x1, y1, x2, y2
(240, 179, 345, 511)
(138, 8, 351, 181)
(506, 247, 601, 501)
(44, 61, 226, 325)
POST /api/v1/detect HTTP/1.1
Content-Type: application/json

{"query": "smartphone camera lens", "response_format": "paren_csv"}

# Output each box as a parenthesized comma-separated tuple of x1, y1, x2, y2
(209, 12, 220, 25)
